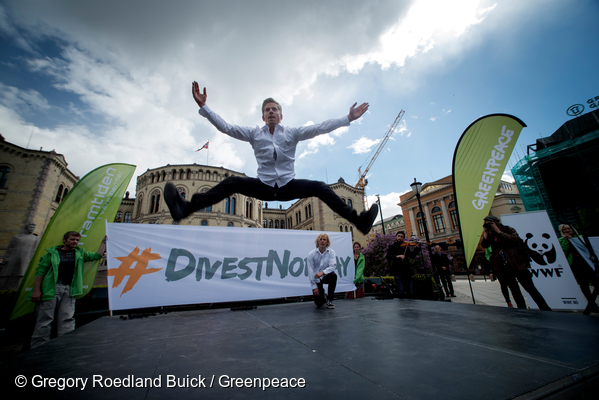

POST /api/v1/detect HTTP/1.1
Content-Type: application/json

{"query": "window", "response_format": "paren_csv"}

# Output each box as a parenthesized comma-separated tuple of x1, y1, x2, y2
(137, 195, 144, 217)
(275, 220, 279, 229)
(281, 220, 285, 229)
(115, 211, 123, 222)
(347, 199, 352, 208)
(124, 212, 132, 223)
(55, 184, 65, 203)
(149, 190, 161, 214)
(431, 206, 445, 233)
(305, 206, 308, 220)
(225, 197, 236, 215)
(433, 214, 445, 233)
(0, 166, 9, 187)
(227, 222, 234, 227)
(308, 204, 312, 218)
(269, 219, 273, 228)
(448, 201, 459, 229)
(508, 199, 516, 204)
(263, 219, 267, 227)
(201, 220, 208, 226)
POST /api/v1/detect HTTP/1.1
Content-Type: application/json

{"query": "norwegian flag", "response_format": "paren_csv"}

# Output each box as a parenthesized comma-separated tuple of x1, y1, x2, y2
(195, 141, 209, 152)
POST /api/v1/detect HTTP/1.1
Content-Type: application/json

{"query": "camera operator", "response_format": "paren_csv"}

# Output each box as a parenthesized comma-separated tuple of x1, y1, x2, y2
(481, 215, 551, 311)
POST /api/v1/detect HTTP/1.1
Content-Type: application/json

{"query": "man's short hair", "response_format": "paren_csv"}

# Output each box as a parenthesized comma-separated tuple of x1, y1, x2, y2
(396, 231, 405, 237)
(483, 215, 500, 223)
(63, 231, 81, 240)
(314, 233, 330, 248)
(262, 97, 282, 114)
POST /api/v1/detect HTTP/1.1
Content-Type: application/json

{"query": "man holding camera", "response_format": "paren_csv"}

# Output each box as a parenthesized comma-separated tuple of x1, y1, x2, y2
(481, 215, 551, 311)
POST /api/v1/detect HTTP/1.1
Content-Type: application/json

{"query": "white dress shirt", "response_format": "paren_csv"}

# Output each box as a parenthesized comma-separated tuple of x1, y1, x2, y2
(199, 105, 350, 187)
(307, 247, 337, 290)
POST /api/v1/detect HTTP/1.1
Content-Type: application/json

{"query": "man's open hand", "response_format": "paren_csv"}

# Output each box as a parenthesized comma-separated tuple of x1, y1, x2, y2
(192, 81, 207, 108)
(348, 102, 369, 122)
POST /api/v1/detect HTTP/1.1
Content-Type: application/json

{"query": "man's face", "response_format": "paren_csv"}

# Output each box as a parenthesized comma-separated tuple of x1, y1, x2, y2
(26, 224, 35, 234)
(318, 236, 328, 249)
(396, 233, 405, 243)
(63, 235, 80, 249)
(262, 102, 282, 127)
(435, 245, 441, 253)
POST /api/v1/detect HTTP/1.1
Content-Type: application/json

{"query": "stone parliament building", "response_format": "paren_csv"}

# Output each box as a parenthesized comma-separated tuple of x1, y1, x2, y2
(124, 164, 369, 244)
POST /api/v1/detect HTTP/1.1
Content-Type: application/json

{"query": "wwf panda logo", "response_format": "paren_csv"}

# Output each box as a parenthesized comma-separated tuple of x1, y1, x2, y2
(524, 232, 557, 265)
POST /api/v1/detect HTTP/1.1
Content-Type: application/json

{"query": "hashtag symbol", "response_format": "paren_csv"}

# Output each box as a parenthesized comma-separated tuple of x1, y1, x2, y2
(108, 247, 162, 296)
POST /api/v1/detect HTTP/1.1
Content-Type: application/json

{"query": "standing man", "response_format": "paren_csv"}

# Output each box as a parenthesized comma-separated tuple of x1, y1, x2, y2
(164, 82, 378, 234)
(481, 215, 551, 311)
(431, 245, 456, 298)
(387, 231, 417, 298)
(29, 231, 106, 348)
(307, 233, 338, 309)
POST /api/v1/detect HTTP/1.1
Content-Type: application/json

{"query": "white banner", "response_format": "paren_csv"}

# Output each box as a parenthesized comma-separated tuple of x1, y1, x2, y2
(570, 236, 599, 273)
(501, 211, 585, 311)
(105, 223, 355, 311)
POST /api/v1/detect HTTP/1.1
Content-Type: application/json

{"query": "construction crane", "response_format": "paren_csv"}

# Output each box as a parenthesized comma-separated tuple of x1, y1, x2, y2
(355, 109, 405, 238)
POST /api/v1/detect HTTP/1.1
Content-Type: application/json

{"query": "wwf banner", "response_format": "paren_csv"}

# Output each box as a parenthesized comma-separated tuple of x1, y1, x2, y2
(501, 211, 585, 311)
(10, 164, 136, 320)
(452, 114, 526, 268)
(105, 223, 354, 311)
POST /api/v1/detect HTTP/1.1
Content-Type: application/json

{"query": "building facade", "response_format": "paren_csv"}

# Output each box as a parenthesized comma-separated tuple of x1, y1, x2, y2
(0, 136, 78, 257)
(371, 214, 405, 236)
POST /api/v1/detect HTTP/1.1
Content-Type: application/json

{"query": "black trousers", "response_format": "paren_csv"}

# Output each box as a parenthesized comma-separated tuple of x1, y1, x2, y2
(503, 268, 552, 311)
(314, 273, 337, 307)
(191, 176, 358, 222)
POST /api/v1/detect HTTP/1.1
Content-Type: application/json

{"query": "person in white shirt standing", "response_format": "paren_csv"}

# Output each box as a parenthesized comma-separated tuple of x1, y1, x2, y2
(307, 233, 338, 309)
(164, 82, 378, 234)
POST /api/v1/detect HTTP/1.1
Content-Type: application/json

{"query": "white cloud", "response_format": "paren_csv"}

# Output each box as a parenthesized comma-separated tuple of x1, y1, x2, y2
(348, 137, 381, 155)
(367, 192, 406, 224)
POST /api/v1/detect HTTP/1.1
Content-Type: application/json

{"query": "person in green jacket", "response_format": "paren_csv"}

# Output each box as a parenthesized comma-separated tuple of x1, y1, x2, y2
(347, 241, 366, 298)
(30, 231, 106, 349)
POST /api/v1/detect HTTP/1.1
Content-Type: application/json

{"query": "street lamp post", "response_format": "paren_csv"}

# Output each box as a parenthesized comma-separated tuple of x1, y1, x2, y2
(375, 194, 385, 234)
(410, 178, 430, 244)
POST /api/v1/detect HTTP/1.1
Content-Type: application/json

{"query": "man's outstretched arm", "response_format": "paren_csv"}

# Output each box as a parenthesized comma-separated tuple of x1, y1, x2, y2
(192, 81, 207, 108)
(348, 102, 369, 122)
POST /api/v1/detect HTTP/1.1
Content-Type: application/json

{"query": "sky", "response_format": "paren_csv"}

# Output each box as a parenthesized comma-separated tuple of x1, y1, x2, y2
(1, 0, 598, 223)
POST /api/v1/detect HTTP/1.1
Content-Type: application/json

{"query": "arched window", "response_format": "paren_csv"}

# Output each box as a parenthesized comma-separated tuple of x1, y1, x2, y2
(55, 184, 64, 203)
(288, 217, 292, 229)
(432, 206, 445, 233)
(199, 188, 211, 212)
(206, 171, 211, 181)
(137, 195, 144, 217)
(340, 226, 343, 232)
(263, 219, 267, 227)
(187, 169, 192, 179)
(0, 166, 10, 187)
(345, 226, 348, 232)
(63, 188, 69, 199)
(269, 219, 273, 228)
(305, 206, 308, 220)
(281, 220, 285, 229)
(416, 211, 426, 237)
(201, 220, 208, 226)
(149, 190, 161, 214)
(124, 212, 132, 223)
(227, 222, 234, 227)
(448, 201, 458, 229)
(225, 197, 236, 215)
(308, 204, 312, 218)
(275, 220, 279, 229)
(347, 199, 352, 208)
(115, 211, 123, 222)
(198, 171, 203, 180)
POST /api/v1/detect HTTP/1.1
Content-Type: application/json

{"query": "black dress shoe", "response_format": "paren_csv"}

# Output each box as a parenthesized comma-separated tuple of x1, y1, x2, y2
(356, 203, 379, 234)
(164, 183, 188, 221)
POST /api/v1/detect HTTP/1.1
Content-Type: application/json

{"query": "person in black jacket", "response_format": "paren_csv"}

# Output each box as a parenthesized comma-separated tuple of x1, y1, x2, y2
(481, 215, 551, 311)
(386, 231, 418, 298)
(431, 245, 455, 298)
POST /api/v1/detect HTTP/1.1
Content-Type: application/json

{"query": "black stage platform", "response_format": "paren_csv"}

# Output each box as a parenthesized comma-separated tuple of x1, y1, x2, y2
(2, 298, 598, 399)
